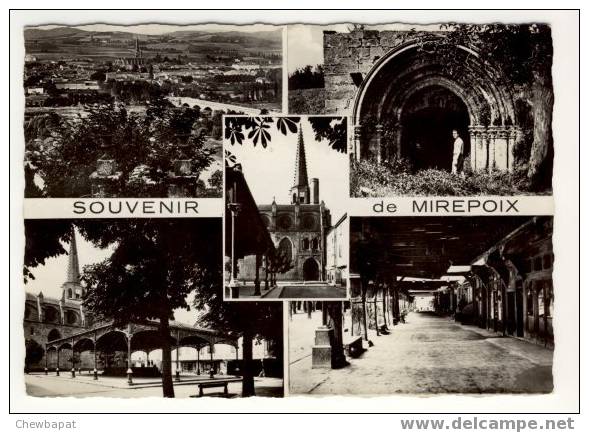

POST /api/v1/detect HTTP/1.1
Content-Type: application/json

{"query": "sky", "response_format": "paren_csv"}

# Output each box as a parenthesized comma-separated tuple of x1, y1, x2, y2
(24, 228, 113, 300)
(226, 117, 349, 221)
(24, 228, 198, 325)
(29, 23, 280, 35)
(287, 23, 443, 73)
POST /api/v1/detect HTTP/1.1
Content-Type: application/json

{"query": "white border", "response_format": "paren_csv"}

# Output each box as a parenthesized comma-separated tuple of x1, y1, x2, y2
(222, 114, 350, 302)
(8, 8, 580, 416)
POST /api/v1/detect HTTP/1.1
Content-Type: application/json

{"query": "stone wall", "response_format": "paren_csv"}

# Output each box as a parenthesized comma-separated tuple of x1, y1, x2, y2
(323, 30, 427, 115)
(23, 319, 89, 369)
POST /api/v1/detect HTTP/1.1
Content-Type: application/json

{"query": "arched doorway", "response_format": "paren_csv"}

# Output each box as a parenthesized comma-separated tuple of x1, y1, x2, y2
(352, 39, 519, 172)
(303, 258, 319, 281)
(400, 85, 470, 171)
(25, 339, 44, 369)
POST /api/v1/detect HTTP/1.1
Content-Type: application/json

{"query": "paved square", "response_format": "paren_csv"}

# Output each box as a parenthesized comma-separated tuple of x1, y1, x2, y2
(289, 312, 553, 395)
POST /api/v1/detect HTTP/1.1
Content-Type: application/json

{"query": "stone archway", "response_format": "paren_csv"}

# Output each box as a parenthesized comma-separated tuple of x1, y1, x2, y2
(351, 38, 521, 172)
(47, 328, 62, 342)
(25, 338, 44, 369)
(302, 258, 320, 281)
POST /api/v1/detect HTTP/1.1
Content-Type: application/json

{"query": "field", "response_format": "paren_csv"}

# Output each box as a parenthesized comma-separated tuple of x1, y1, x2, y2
(24, 27, 282, 62)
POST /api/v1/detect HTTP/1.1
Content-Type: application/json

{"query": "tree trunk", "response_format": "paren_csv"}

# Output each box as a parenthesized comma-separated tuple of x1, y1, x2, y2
(241, 329, 255, 397)
(159, 314, 175, 398)
(527, 77, 554, 188)
(361, 283, 369, 341)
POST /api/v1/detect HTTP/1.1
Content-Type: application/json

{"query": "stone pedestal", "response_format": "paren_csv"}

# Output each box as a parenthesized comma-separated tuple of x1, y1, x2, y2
(90, 158, 122, 197)
(311, 326, 333, 369)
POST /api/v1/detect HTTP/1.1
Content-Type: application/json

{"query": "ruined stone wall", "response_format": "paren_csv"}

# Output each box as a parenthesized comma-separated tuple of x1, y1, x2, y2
(323, 30, 427, 115)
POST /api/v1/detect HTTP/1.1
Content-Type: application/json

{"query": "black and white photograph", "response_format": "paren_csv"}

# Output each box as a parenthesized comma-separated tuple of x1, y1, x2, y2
(289, 216, 554, 395)
(224, 115, 349, 300)
(23, 24, 283, 198)
(288, 24, 554, 197)
(9, 8, 580, 419)
(23, 219, 284, 398)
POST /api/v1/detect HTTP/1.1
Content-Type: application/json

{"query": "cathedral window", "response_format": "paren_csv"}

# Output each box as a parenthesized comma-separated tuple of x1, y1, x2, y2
(277, 238, 294, 264)
(311, 238, 319, 250)
(302, 238, 310, 250)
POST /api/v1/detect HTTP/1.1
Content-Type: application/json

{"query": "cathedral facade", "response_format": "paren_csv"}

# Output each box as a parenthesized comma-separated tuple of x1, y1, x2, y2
(240, 129, 332, 282)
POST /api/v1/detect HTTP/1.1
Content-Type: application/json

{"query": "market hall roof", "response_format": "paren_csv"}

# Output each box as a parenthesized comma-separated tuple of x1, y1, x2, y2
(225, 164, 275, 259)
(350, 216, 532, 280)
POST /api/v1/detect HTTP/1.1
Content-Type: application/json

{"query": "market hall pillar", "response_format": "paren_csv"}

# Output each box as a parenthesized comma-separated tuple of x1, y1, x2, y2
(254, 254, 261, 296)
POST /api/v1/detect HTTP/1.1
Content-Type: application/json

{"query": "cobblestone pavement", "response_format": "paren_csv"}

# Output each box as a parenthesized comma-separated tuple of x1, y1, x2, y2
(289, 312, 553, 395)
(24, 374, 284, 398)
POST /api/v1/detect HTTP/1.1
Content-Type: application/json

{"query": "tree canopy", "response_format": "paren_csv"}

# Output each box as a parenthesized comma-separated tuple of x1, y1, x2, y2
(224, 116, 348, 153)
(25, 103, 221, 197)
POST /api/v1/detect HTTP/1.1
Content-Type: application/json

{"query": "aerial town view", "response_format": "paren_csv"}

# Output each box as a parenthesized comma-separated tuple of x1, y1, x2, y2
(23, 24, 283, 198)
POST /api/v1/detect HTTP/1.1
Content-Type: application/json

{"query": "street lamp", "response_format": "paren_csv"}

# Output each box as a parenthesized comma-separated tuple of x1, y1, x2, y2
(228, 202, 242, 298)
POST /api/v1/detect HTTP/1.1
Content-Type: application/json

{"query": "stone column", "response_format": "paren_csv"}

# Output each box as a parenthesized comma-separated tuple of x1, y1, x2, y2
(375, 124, 384, 164)
(490, 126, 509, 171)
(328, 302, 347, 368)
(56, 349, 60, 375)
(44, 345, 48, 375)
(469, 125, 486, 171)
(487, 127, 500, 172)
(480, 128, 490, 172)
(353, 124, 363, 161)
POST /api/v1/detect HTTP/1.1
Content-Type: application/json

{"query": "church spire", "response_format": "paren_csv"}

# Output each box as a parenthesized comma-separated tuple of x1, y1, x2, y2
(62, 228, 83, 301)
(65, 228, 80, 284)
(135, 36, 142, 58)
(290, 127, 311, 204)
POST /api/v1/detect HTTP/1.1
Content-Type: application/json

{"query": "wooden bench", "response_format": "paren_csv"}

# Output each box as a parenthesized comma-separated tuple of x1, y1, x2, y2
(196, 378, 242, 397)
(343, 336, 364, 358)
(198, 380, 229, 397)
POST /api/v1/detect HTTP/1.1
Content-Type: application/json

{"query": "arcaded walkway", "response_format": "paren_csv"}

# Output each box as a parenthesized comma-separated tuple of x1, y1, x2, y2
(289, 312, 553, 395)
